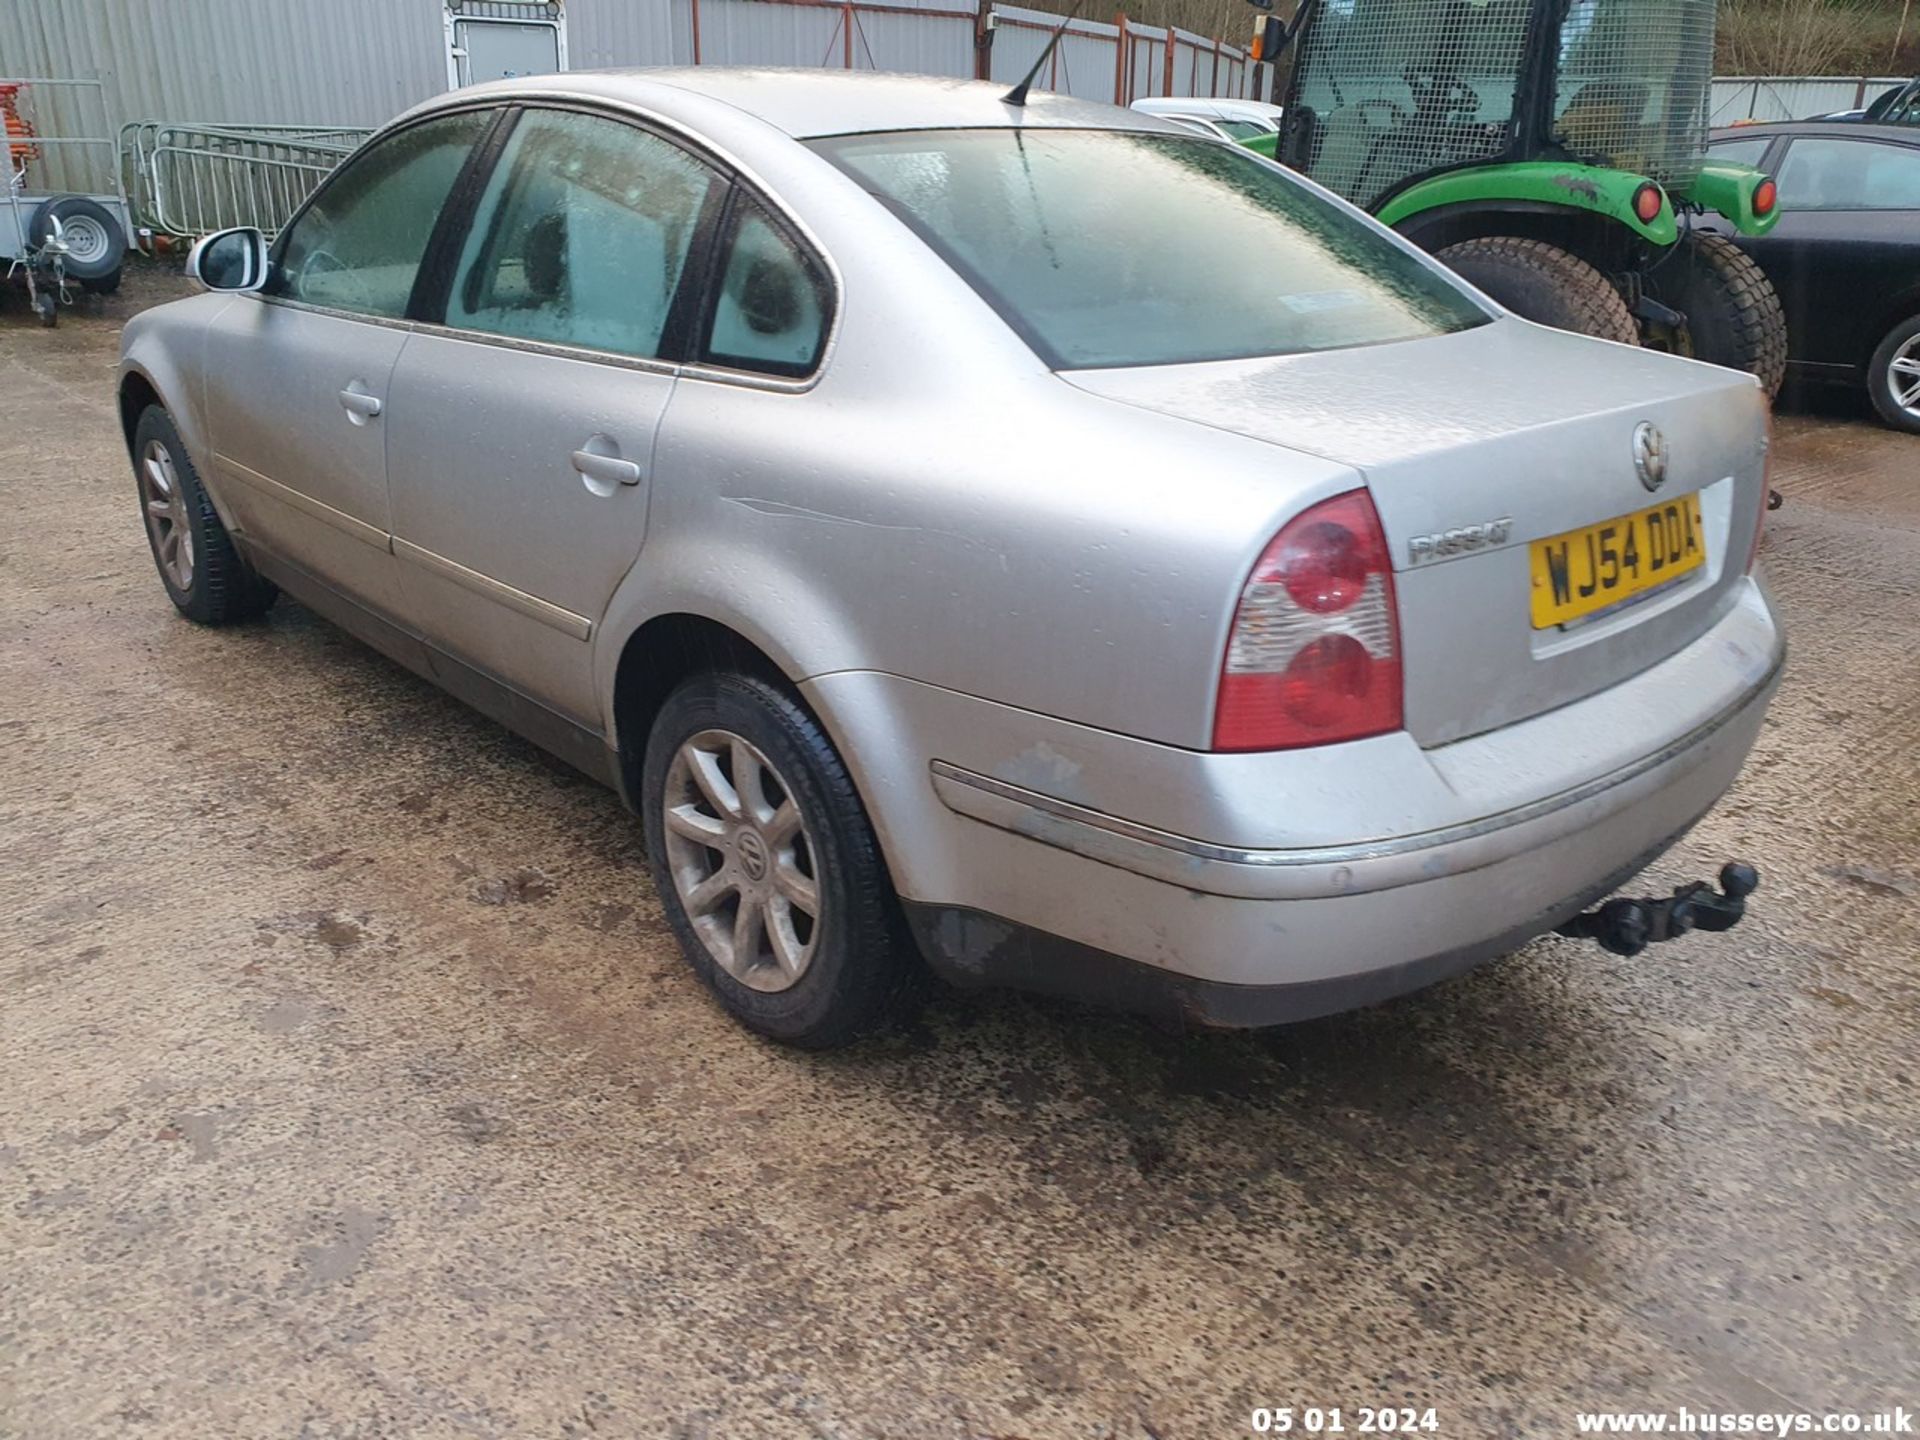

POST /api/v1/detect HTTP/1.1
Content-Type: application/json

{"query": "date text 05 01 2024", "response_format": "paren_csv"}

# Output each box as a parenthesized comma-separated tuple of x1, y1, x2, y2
(1250, 1406, 1441, 1433)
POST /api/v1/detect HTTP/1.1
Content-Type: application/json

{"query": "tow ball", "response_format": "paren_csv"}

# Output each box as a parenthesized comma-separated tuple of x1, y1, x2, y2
(1555, 863, 1759, 958)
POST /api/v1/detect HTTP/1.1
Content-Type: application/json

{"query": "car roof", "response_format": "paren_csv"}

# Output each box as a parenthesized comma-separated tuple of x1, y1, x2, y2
(1709, 120, 1920, 145)
(423, 66, 1173, 140)
(1132, 97, 1283, 120)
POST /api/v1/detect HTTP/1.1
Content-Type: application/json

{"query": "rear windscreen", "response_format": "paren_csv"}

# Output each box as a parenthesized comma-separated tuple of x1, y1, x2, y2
(811, 127, 1490, 370)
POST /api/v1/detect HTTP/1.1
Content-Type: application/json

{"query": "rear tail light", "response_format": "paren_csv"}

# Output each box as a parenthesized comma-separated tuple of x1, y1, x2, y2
(1632, 182, 1665, 223)
(1753, 177, 1778, 217)
(1213, 489, 1403, 751)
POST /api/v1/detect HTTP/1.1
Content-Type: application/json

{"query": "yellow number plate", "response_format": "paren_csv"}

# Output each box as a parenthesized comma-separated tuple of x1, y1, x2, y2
(1530, 494, 1706, 629)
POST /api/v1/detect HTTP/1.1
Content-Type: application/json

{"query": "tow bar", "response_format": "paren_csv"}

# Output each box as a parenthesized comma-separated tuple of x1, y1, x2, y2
(1556, 863, 1759, 958)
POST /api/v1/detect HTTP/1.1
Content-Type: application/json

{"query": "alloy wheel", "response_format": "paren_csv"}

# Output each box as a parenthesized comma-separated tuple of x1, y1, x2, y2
(139, 438, 194, 591)
(661, 728, 822, 993)
(1888, 334, 1920, 422)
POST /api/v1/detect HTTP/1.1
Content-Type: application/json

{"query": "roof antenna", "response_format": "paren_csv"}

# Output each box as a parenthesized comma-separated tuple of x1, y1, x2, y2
(1001, 0, 1092, 107)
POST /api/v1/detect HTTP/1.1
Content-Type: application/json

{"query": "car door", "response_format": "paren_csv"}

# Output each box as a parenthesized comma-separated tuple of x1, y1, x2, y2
(1739, 134, 1920, 376)
(382, 105, 728, 729)
(200, 107, 498, 617)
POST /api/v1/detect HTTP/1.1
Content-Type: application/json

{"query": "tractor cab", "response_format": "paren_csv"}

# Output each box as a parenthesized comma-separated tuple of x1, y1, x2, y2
(1279, 0, 1788, 394)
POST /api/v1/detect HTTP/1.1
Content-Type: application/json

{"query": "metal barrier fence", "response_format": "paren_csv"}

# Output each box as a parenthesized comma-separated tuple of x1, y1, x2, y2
(119, 121, 372, 239)
(1710, 75, 1907, 124)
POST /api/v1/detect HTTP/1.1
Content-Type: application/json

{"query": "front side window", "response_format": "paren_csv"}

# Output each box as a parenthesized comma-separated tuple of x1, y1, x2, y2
(812, 128, 1488, 370)
(702, 201, 831, 376)
(1776, 137, 1920, 211)
(446, 107, 720, 360)
(273, 109, 493, 317)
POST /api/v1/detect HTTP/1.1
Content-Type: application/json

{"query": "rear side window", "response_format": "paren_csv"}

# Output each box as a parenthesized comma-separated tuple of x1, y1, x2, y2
(274, 109, 492, 318)
(812, 128, 1488, 370)
(446, 107, 720, 360)
(700, 201, 831, 377)
(1777, 137, 1920, 210)
(1707, 137, 1772, 169)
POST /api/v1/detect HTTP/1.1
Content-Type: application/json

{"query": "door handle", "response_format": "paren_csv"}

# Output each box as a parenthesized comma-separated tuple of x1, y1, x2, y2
(570, 449, 642, 486)
(338, 387, 383, 420)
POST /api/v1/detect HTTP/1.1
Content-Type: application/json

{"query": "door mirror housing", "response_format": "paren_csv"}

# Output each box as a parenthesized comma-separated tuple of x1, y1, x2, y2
(187, 227, 270, 292)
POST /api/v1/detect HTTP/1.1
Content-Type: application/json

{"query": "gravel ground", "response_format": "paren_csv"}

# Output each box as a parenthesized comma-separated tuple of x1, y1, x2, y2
(3, 261, 1916, 1439)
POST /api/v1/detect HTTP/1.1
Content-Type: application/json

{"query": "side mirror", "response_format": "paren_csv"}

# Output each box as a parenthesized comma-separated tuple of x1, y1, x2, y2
(186, 227, 269, 293)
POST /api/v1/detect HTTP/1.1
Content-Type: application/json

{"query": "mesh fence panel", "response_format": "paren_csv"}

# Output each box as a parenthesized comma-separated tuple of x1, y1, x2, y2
(1291, 0, 1533, 208)
(1554, 0, 1714, 184)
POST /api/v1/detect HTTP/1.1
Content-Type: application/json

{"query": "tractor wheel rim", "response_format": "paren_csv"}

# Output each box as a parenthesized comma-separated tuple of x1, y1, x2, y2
(139, 438, 194, 591)
(1890, 335, 1920, 420)
(662, 728, 822, 993)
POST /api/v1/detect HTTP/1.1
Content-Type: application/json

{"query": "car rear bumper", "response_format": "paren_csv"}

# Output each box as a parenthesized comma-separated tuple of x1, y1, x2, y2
(804, 576, 1783, 1019)
(899, 818, 1694, 1027)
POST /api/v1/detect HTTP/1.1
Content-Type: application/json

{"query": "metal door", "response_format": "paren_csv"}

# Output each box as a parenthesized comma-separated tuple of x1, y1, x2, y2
(452, 19, 561, 85)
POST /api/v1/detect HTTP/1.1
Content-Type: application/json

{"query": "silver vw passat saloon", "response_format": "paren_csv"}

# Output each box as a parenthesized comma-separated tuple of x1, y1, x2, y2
(119, 69, 1784, 1046)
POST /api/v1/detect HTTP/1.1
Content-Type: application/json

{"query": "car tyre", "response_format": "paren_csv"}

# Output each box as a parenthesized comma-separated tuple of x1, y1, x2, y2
(641, 671, 910, 1048)
(1435, 236, 1640, 347)
(132, 405, 278, 624)
(1648, 231, 1788, 399)
(1867, 313, 1920, 435)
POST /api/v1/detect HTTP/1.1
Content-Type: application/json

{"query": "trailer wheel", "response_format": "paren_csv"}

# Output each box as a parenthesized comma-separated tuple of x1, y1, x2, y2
(33, 289, 58, 327)
(1649, 231, 1787, 399)
(28, 195, 126, 283)
(1435, 237, 1640, 347)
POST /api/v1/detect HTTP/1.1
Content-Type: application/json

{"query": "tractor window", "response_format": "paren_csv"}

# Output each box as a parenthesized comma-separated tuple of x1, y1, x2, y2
(813, 128, 1490, 370)
(1288, 0, 1535, 208)
(1553, 0, 1714, 185)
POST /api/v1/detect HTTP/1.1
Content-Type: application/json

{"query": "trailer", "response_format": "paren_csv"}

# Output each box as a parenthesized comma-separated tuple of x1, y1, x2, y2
(3, 76, 131, 325)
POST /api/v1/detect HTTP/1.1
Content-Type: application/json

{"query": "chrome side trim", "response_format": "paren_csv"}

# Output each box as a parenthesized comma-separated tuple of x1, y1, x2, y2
(214, 453, 390, 551)
(929, 648, 1784, 900)
(393, 537, 593, 642)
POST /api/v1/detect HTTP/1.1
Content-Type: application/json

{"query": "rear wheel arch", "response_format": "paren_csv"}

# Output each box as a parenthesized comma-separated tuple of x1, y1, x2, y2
(1867, 290, 1920, 370)
(609, 613, 806, 808)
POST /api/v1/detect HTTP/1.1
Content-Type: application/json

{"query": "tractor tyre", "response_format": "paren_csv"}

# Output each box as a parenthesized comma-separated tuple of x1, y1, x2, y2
(1648, 231, 1788, 399)
(1434, 236, 1641, 347)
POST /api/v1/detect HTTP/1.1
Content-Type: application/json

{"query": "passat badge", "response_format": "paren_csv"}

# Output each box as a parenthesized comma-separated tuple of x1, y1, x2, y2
(1633, 422, 1669, 492)
(1407, 517, 1513, 567)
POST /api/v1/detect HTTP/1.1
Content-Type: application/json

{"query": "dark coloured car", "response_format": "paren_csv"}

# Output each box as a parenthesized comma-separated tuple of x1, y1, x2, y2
(1707, 122, 1920, 431)
(1819, 79, 1920, 126)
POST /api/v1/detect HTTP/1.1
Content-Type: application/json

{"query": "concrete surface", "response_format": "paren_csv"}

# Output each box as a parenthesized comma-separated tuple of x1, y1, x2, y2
(3, 265, 1917, 1439)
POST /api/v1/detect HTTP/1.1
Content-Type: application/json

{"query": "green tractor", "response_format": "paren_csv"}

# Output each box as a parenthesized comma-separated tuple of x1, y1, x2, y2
(1272, 0, 1789, 394)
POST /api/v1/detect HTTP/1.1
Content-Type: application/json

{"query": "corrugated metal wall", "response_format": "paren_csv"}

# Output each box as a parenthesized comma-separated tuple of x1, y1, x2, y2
(0, 0, 1269, 141)
(0, 0, 447, 128)
(5, 0, 1899, 137)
